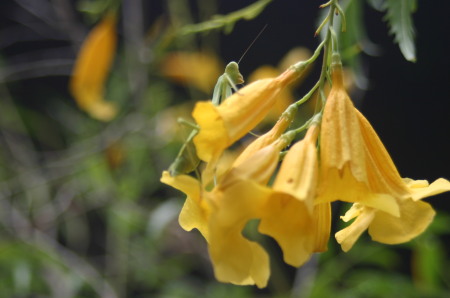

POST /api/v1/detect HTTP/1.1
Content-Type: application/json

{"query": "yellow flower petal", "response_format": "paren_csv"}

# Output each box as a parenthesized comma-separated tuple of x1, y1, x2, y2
(320, 66, 367, 183)
(317, 165, 400, 216)
(248, 66, 294, 121)
(335, 207, 376, 252)
(272, 125, 319, 213)
(232, 105, 296, 166)
(258, 192, 314, 267)
(69, 13, 118, 121)
(208, 181, 272, 288)
(356, 109, 410, 198)
(369, 199, 435, 244)
(179, 196, 209, 240)
(313, 202, 332, 252)
(160, 171, 200, 201)
(160, 171, 209, 238)
(258, 125, 330, 266)
(210, 224, 269, 288)
(406, 178, 450, 201)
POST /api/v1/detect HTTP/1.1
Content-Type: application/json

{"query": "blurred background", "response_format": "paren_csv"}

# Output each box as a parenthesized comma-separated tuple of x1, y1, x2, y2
(0, 0, 449, 297)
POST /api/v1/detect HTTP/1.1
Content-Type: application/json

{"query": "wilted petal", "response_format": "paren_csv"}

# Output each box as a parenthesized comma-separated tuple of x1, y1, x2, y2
(69, 13, 118, 121)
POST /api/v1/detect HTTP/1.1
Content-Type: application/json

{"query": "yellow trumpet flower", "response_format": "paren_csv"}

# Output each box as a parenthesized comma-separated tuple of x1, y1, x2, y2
(317, 58, 407, 216)
(162, 131, 294, 288)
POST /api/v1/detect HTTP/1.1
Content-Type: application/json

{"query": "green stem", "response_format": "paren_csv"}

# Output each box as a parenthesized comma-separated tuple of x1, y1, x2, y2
(293, 80, 320, 108)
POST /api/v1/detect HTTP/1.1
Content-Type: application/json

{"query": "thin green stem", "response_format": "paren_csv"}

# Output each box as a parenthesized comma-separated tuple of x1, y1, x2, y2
(177, 118, 199, 130)
(318, 0, 339, 94)
(293, 80, 320, 108)
(292, 39, 326, 72)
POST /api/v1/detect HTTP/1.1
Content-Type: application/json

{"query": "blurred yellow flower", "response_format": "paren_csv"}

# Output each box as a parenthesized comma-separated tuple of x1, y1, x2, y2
(160, 51, 223, 93)
(336, 178, 450, 252)
(69, 13, 118, 121)
(193, 68, 300, 163)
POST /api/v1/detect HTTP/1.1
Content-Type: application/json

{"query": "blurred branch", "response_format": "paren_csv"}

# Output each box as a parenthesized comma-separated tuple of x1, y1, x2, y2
(15, 0, 58, 28)
(122, 0, 150, 104)
(0, 59, 73, 82)
(52, 0, 87, 45)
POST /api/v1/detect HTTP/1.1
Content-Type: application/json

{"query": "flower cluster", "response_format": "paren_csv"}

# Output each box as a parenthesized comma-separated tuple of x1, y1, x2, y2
(161, 56, 450, 288)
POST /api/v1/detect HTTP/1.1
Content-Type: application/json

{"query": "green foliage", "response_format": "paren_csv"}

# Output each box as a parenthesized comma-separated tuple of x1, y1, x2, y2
(383, 0, 418, 62)
(178, 0, 273, 35)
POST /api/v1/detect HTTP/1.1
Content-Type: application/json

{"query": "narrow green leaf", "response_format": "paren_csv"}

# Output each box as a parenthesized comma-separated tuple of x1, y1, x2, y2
(383, 0, 417, 62)
(179, 0, 272, 35)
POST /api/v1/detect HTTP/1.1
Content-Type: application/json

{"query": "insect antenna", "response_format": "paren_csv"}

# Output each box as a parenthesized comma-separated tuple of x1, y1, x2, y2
(237, 24, 268, 64)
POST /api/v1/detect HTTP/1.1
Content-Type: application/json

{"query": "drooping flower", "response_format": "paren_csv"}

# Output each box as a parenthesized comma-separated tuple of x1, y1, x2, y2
(192, 67, 303, 163)
(323, 64, 450, 250)
(206, 130, 298, 286)
(317, 56, 406, 216)
(69, 13, 118, 121)
(162, 129, 294, 288)
(335, 178, 450, 252)
(258, 124, 331, 267)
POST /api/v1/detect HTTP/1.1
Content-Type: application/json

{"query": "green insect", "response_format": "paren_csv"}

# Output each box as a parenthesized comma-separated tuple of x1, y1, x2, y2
(212, 61, 244, 106)
(168, 62, 244, 177)
(168, 120, 200, 177)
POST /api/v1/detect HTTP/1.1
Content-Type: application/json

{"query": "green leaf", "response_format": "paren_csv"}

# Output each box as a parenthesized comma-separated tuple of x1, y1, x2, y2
(383, 0, 417, 62)
(178, 0, 272, 35)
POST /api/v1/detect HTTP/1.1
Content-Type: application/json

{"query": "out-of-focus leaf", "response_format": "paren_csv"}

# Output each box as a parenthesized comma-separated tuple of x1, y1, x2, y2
(383, 0, 417, 62)
(366, 0, 385, 11)
(179, 0, 272, 35)
(339, 0, 381, 89)
(412, 236, 445, 293)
